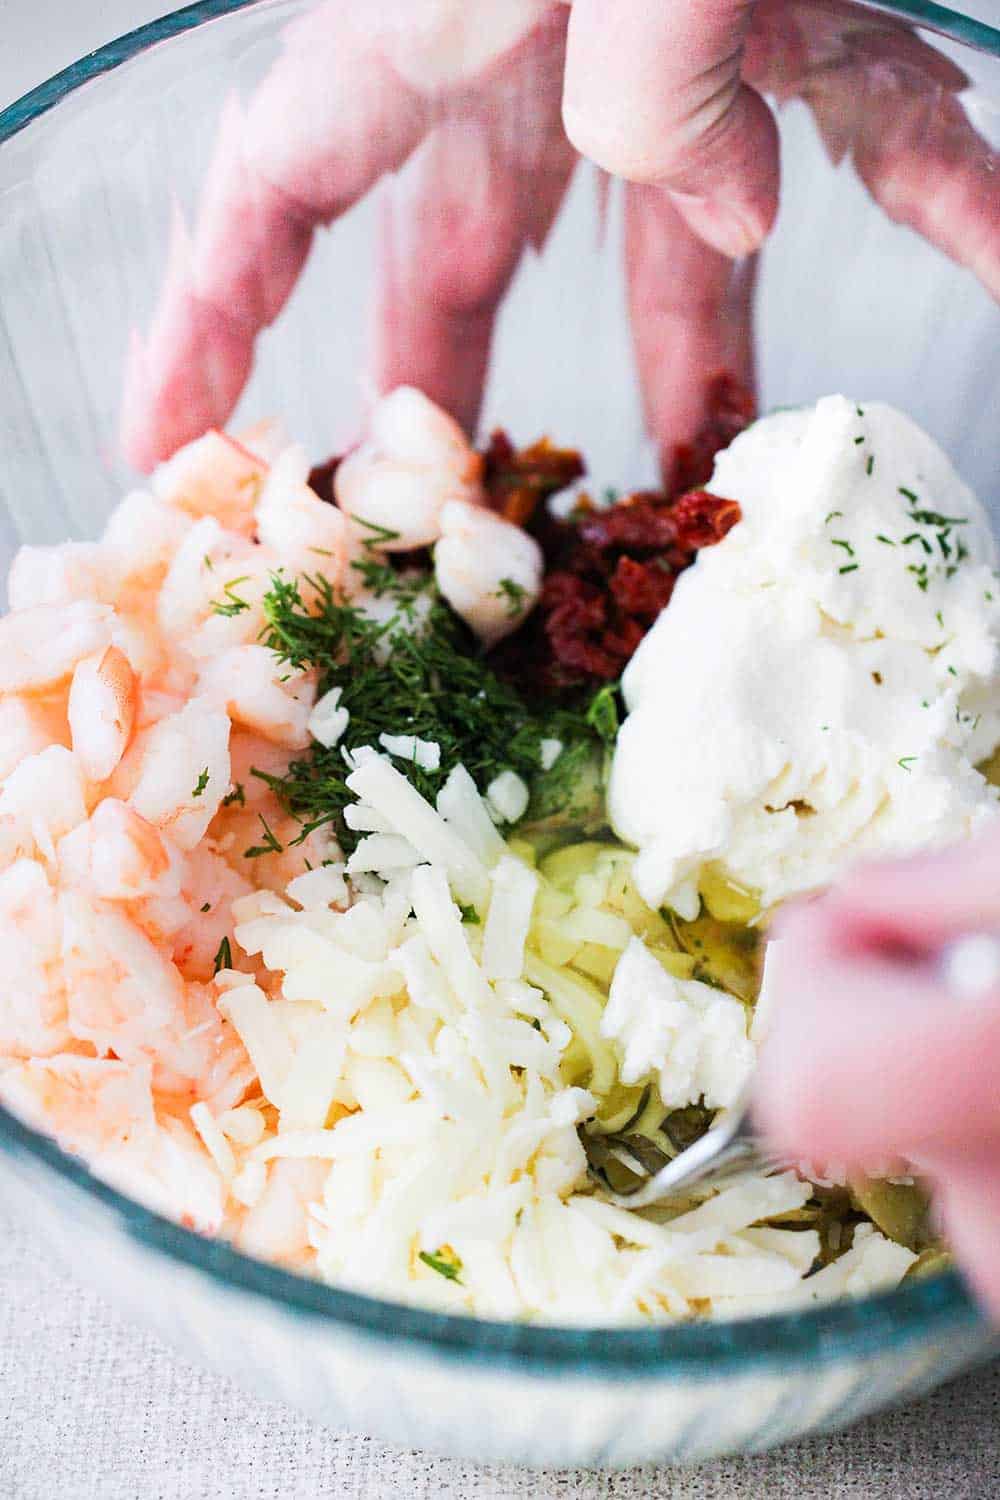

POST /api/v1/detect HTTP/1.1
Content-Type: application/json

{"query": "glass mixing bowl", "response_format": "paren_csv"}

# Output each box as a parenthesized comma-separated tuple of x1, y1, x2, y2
(1, 0, 999, 1466)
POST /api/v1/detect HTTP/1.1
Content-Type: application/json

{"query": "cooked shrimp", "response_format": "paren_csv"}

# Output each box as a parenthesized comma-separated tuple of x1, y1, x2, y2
(0, 601, 114, 695)
(68, 645, 137, 784)
(0, 1054, 156, 1153)
(7, 542, 111, 612)
(434, 498, 542, 646)
(171, 843, 254, 984)
(0, 745, 89, 867)
(0, 695, 68, 781)
(255, 445, 351, 584)
(197, 645, 315, 749)
(335, 386, 483, 551)
(152, 428, 267, 535)
(0, 858, 70, 1058)
(156, 515, 269, 646)
(237, 1157, 328, 1266)
(126, 699, 231, 851)
(101, 489, 192, 589)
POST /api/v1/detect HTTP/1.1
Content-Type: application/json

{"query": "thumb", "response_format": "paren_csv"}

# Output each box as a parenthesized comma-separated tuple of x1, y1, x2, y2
(562, 0, 778, 258)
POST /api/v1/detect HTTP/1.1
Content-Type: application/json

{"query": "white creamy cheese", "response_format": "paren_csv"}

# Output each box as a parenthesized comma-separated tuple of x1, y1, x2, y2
(601, 936, 754, 1110)
(610, 397, 1000, 912)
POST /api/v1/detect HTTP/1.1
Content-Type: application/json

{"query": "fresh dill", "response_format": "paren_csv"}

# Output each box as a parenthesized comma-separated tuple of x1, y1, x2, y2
(866, 455, 875, 476)
(222, 783, 246, 808)
(838, 563, 859, 575)
(458, 903, 481, 925)
(200, 902, 211, 913)
(212, 577, 252, 617)
(192, 767, 210, 798)
(243, 814, 284, 859)
(256, 570, 613, 853)
(824, 510, 844, 524)
(897, 757, 916, 772)
(495, 577, 528, 619)
(876, 534, 895, 546)
(831, 539, 855, 557)
(213, 936, 233, 973)
(350, 514, 401, 547)
(419, 1248, 463, 1283)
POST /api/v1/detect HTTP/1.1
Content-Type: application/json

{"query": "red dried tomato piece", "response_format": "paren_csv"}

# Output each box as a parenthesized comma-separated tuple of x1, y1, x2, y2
(666, 373, 756, 498)
(307, 456, 342, 506)
(609, 556, 677, 622)
(483, 430, 586, 528)
(670, 490, 743, 550)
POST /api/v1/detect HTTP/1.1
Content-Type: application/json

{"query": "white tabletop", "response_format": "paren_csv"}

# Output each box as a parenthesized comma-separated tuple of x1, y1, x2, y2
(2, 4, 999, 1495)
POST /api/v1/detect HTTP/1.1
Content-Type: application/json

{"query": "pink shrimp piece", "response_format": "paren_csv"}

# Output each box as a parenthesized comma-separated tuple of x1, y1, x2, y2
(171, 843, 254, 984)
(0, 859, 70, 1059)
(254, 446, 351, 582)
(127, 699, 231, 851)
(0, 1054, 157, 1155)
(151, 429, 268, 535)
(68, 645, 137, 785)
(0, 696, 68, 782)
(0, 601, 114, 696)
(197, 644, 314, 750)
(237, 1157, 328, 1267)
(0, 745, 89, 868)
(7, 542, 112, 612)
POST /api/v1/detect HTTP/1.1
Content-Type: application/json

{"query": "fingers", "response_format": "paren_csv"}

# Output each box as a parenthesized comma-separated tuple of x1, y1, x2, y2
(563, 0, 778, 258)
(921, 1147, 1000, 1318)
(121, 3, 429, 469)
(374, 10, 576, 434)
(624, 183, 757, 491)
(754, 889, 1000, 1166)
(745, 1, 1000, 303)
(821, 824, 1000, 955)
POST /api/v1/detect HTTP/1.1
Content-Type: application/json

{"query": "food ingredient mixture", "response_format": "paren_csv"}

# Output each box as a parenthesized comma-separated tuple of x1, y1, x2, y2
(0, 388, 983, 1323)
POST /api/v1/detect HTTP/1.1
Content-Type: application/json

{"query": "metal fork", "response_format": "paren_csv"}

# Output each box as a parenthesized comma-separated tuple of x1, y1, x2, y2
(588, 932, 1000, 1210)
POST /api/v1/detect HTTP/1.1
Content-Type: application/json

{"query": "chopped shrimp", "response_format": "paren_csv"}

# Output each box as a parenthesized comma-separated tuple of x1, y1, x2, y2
(152, 429, 267, 535)
(434, 498, 543, 646)
(0, 695, 68, 781)
(0, 1054, 156, 1153)
(156, 515, 267, 644)
(237, 1157, 328, 1266)
(335, 386, 483, 551)
(236, 418, 291, 465)
(0, 601, 114, 695)
(197, 645, 315, 749)
(0, 859, 70, 1058)
(255, 446, 351, 583)
(171, 843, 254, 984)
(224, 729, 295, 808)
(95, 1112, 229, 1235)
(101, 489, 192, 588)
(126, 699, 231, 851)
(7, 542, 111, 612)
(68, 645, 137, 784)
(60, 799, 178, 904)
(0, 745, 89, 867)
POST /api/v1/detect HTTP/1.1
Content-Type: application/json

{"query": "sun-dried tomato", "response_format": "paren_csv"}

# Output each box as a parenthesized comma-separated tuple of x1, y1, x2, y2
(307, 455, 342, 506)
(483, 431, 586, 528)
(665, 373, 756, 498)
(492, 482, 741, 694)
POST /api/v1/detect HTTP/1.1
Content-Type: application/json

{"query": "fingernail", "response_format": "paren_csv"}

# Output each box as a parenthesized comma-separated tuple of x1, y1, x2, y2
(668, 189, 769, 259)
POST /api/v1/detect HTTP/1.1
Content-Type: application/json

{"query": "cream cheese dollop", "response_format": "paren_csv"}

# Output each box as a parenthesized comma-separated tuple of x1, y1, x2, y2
(610, 396, 1000, 915)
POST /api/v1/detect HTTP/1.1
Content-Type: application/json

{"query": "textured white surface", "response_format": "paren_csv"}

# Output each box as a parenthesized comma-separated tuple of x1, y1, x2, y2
(2, 1207, 1000, 1500)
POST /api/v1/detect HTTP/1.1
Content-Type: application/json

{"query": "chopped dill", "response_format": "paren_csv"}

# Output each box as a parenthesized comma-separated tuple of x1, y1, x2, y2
(854, 435, 865, 446)
(212, 577, 252, 617)
(222, 783, 246, 808)
(458, 903, 481, 925)
(419, 1248, 463, 1283)
(192, 767, 210, 798)
(203, 554, 214, 571)
(902, 533, 932, 555)
(256, 570, 613, 852)
(243, 814, 284, 859)
(350, 515, 401, 547)
(935, 611, 944, 629)
(824, 510, 844, 524)
(898, 486, 919, 504)
(947, 665, 958, 677)
(213, 936, 233, 973)
(831, 539, 855, 557)
(200, 902, 211, 913)
(876, 534, 895, 546)
(866, 455, 875, 476)
(897, 757, 916, 772)
(838, 563, 859, 575)
(495, 577, 528, 619)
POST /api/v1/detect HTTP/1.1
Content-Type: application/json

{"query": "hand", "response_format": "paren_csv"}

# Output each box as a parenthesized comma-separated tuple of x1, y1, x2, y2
(122, 0, 1000, 484)
(755, 827, 1000, 1317)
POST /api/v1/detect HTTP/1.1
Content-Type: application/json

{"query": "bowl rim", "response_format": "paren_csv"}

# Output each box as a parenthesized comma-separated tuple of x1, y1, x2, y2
(0, 0, 994, 1378)
(0, 0, 999, 146)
